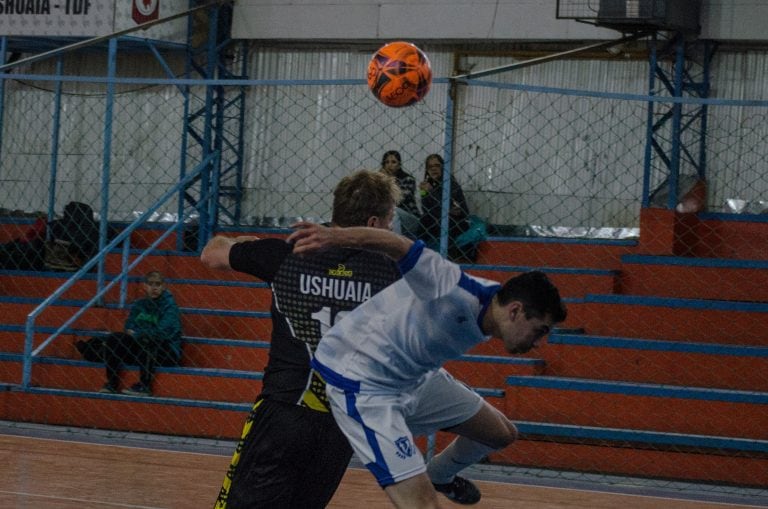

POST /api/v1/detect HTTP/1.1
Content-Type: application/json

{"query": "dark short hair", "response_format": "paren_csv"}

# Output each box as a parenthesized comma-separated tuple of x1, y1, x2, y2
(496, 270, 567, 323)
(425, 153, 443, 169)
(332, 170, 401, 227)
(381, 150, 402, 166)
(144, 271, 165, 283)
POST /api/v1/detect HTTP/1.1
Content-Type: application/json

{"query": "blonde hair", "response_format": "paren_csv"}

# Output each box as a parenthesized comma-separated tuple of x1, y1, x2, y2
(332, 170, 401, 227)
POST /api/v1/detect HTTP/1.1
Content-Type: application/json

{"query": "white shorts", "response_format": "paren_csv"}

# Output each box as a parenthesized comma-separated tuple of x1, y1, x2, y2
(324, 368, 485, 487)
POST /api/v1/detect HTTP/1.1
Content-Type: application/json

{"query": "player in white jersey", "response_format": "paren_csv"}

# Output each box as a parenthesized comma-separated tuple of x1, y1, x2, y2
(288, 223, 567, 509)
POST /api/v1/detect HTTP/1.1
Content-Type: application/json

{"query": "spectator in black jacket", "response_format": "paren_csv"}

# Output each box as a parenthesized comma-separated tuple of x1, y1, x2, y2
(418, 154, 471, 260)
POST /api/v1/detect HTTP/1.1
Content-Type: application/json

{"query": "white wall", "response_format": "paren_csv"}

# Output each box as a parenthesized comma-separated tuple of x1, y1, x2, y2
(232, 0, 768, 42)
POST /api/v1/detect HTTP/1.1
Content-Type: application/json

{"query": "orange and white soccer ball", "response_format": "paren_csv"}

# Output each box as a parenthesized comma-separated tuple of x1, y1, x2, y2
(367, 41, 432, 108)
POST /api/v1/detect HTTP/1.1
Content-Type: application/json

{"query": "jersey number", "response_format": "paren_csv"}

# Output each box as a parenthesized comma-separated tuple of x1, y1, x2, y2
(310, 307, 349, 335)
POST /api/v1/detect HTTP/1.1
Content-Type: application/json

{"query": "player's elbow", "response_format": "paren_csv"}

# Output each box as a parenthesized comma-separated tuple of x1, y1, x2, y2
(200, 242, 230, 270)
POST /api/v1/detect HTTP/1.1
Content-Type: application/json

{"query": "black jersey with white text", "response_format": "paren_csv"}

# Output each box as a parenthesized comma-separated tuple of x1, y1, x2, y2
(229, 237, 400, 411)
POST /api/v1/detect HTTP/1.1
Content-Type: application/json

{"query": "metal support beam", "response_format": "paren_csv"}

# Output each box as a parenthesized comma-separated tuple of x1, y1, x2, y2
(643, 33, 714, 208)
(181, 0, 246, 249)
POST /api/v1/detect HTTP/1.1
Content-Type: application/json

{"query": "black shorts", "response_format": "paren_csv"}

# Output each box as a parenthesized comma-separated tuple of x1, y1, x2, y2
(215, 397, 353, 509)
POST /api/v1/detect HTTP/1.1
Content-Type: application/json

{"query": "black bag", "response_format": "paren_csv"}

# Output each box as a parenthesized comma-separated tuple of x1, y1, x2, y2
(45, 202, 99, 271)
(43, 239, 82, 271)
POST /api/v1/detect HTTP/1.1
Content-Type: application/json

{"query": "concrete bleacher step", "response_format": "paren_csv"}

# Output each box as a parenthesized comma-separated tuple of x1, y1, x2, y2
(475, 236, 636, 269)
(504, 375, 768, 440)
(543, 333, 768, 391)
(687, 212, 768, 260)
(0, 325, 274, 370)
(103, 250, 239, 281)
(429, 421, 768, 487)
(566, 294, 768, 345)
(0, 385, 250, 439)
(443, 355, 544, 387)
(0, 353, 263, 402)
(465, 326, 583, 357)
(0, 298, 125, 333)
(0, 271, 272, 311)
(465, 265, 618, 298)
(619, 254, 768, 302)
(0, 296, 273, 343)
(183, 337, 271, 371)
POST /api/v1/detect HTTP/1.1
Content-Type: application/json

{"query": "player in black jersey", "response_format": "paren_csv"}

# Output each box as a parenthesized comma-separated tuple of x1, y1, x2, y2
(201, 170, 403, 508)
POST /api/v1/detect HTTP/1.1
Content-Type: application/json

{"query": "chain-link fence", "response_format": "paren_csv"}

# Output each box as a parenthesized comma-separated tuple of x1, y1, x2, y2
(0, 34, 767, 502)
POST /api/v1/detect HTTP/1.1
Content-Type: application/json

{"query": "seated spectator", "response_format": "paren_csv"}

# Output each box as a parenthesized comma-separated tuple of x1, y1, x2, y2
(418, 153, 474, 260)
(76, 270, 182, 396)
(380, 150, 420, 237)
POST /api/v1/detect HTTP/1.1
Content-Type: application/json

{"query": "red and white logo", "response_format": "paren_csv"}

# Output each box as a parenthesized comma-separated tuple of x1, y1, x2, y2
(132, 0, 159, 24)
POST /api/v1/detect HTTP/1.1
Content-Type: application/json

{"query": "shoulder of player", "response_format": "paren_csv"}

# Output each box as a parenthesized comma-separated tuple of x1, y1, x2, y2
(231, 236, 291, 256)
(281, 246, 399, 277)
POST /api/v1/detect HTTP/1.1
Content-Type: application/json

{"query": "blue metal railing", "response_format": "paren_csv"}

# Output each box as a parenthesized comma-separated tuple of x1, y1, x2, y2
(21, 152, 220, 389)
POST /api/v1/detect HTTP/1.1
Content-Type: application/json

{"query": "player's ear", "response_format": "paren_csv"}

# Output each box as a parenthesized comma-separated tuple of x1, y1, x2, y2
(507, 301, 524, 322)
(366, 216, 379, 228)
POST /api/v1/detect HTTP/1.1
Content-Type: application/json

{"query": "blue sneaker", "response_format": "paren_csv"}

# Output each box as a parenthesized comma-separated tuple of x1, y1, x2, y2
(433, 476, 481, 505)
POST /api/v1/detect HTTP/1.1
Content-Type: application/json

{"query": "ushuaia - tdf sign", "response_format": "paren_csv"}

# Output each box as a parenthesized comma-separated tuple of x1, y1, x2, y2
(0, 0, 115, 36)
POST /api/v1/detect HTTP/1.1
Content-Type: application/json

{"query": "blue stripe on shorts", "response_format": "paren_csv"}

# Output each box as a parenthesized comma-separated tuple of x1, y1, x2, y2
(344, 390, 396, 487)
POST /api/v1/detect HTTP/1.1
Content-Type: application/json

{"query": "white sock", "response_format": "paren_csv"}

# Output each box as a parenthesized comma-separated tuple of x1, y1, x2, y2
(426, 437, 497, 485)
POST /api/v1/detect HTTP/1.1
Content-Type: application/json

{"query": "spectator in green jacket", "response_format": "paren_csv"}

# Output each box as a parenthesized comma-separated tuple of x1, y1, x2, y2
(78, 270, 182, 396)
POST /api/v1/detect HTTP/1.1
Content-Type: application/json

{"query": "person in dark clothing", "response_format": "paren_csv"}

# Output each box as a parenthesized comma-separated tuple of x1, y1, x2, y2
(381, 150, 420, 218)
(381, 150, 422, 239)
(418, 154, 471, 260)
(77, 271, 182, 396)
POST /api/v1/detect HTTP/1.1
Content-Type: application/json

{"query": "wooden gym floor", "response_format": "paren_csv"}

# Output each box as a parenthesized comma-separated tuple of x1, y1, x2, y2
(1, 424, 766, 508)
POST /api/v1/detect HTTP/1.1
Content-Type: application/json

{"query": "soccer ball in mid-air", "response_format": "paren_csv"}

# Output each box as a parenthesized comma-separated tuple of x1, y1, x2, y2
(367, 41, 432, 108)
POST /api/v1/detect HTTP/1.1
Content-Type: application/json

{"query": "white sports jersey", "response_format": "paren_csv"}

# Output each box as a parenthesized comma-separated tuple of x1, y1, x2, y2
(313, 240, 500, 391)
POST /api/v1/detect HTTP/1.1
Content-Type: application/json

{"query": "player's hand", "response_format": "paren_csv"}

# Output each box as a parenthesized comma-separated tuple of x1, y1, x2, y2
(288, 221, 335, 254)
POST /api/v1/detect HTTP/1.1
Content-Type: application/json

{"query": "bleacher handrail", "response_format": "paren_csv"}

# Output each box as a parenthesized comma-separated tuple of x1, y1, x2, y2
(21, 152, 220, 389)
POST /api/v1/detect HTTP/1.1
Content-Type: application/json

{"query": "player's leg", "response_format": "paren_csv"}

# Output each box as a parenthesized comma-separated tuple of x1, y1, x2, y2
(441, 400, 517, 449)
(115, 334, 156, 395)
(100, 332, 131, 392)
(136, 336, 159, 391)
(284, 409, 353, 508)
(217, 397, 350, 509)
(383, 473, 441, 509)
(324, 384, 438, 509)
(408, 368, 517, 505)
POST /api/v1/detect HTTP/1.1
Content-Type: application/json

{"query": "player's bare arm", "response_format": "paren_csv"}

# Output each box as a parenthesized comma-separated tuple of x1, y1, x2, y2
(201, 234, 260, 270)
(289, 221, 413, 260)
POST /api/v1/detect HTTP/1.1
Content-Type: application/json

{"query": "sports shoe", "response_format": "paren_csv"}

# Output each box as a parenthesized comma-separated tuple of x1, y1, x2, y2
(122, 383, 151, 396)
(433, 476, 481, 505)
(99, 383, 118, 394)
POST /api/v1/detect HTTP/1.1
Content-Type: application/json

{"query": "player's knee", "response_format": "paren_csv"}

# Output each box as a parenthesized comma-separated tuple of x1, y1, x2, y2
(485, 417, 518, 449)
